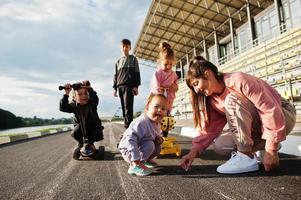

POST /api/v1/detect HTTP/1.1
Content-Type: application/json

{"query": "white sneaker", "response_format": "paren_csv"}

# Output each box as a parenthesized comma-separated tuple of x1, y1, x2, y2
(217, 151, 259, 174)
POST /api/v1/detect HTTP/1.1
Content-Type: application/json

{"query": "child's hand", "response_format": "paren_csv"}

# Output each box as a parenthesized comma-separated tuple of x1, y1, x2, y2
(171, 83, 178, 92)
(82, 80, 91, 88)
(157, 87, 164, 94)
(63, 83, 72, 95)
(175, 83, 179, 92)
(154, 135, 164, 145)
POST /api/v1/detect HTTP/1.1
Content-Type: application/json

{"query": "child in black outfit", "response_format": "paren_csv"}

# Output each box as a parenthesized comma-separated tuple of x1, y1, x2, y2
(59, 80, 104, 156)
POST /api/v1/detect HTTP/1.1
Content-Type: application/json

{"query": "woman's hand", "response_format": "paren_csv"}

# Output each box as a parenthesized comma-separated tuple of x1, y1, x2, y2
(180, 149, 199, 171)
(263, 149, 279, 172)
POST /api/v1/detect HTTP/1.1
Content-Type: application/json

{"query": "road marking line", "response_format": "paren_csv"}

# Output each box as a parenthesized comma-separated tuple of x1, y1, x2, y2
(116, 160, 151, 200)
(214, 191, 235, 200)
(42, 160, 76, 200)
(108, 123, 118, 151)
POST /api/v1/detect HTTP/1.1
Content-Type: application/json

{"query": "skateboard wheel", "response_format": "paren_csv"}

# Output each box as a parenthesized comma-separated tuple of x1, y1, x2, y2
(73, 147, 81, 160)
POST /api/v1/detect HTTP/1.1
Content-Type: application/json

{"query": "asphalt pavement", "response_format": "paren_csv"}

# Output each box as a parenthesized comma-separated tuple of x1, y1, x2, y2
(0, 122, 300, 200)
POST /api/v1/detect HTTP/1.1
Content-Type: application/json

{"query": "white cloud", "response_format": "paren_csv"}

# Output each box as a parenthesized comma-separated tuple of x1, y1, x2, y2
(0, 0, 115, 23)
(0, 1, 69, 22)
(0, 0, 153, 119)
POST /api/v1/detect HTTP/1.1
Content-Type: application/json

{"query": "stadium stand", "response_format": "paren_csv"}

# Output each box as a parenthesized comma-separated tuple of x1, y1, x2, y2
(134, 0, 301, 122)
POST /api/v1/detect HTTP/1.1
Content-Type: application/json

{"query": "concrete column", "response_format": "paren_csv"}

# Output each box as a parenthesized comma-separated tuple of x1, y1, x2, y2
(214, 31, 220, 63)
(246, 3, 255, 45)
(274, 0, 285, 32)
(186, 54, 190, 68)
(193, 47, 197, 56)
(179, 59, 184, 82)
(203, 40, 208, 60)
(229, 17, 235, 55)
(186, 54, 190, 74)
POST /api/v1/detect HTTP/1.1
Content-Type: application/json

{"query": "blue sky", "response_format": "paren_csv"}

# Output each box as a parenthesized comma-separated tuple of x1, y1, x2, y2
(0, 0, 156, 119)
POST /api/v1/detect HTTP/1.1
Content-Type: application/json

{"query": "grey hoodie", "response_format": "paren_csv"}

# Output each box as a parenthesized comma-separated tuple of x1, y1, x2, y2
(118, 113, 160, 161)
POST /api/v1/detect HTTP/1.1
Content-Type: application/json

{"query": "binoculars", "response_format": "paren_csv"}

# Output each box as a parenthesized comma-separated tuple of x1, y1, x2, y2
(58, 81, 90, 91)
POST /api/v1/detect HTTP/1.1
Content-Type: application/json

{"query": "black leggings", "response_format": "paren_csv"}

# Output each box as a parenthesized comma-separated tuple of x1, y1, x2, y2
(71, 124, 103, 145)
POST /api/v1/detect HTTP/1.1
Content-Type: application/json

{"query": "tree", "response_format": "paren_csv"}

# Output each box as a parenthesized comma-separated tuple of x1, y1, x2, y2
(0, 108, 24, 130)
(0, 108, 72, 130)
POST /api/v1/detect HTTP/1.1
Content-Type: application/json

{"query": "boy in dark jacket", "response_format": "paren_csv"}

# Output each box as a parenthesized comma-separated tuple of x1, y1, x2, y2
(60, 80, 103, 156)
(113, 38, 141, 128)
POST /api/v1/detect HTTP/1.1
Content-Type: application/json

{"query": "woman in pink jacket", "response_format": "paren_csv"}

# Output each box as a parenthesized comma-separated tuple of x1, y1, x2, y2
(180, 56, 296, 174)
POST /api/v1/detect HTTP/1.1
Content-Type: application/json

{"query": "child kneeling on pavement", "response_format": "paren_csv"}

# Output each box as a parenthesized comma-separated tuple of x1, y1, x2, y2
(118, 94, 168, 176)
(59, 80, 104, 156)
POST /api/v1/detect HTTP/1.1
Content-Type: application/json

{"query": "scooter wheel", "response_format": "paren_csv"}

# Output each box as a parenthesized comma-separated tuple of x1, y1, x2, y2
(98, 146, 105, 159)
(92, 146, 105, 160)
(73, 147, 81, 160)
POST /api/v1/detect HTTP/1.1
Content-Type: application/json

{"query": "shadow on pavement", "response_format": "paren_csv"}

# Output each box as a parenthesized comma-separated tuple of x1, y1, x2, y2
(157, 149, 229, 160)
(72, 150, 123, 161)
(152, 157, 301, 178)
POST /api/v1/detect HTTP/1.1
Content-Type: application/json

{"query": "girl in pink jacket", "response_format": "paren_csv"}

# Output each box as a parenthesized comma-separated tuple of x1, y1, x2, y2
(180, 56, 296, 174)
(150, 41, 178, 116)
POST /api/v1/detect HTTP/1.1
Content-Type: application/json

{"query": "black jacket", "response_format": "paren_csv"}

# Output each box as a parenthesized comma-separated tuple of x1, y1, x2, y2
(59, 88, 102, 132)
(113, 55, 141, 90)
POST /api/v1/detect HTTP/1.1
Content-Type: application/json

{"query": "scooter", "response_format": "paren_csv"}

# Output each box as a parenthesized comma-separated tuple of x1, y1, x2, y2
(73, 141, 105, 160)
(72, 123, 105, 160)
(159, 116, 181, 157)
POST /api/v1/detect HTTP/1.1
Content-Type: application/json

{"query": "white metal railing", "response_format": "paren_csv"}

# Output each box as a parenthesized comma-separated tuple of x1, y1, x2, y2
(218, 22, 300, 66)
(173, 23, 301, 119)
(172, 20, 301, 119)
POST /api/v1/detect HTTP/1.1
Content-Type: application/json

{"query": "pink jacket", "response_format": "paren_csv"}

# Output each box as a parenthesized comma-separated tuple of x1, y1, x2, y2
(192, 72, 286, 152)
(150, 68, 178, 111)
